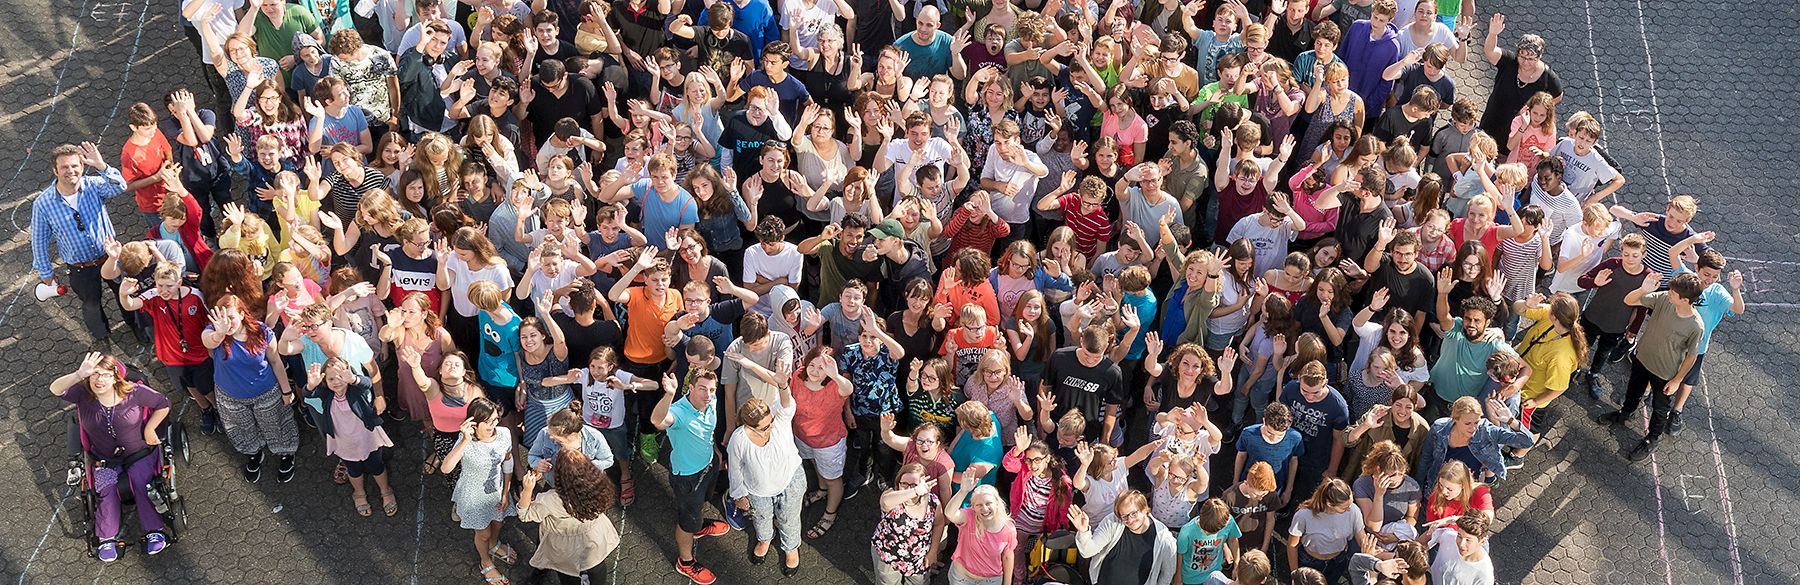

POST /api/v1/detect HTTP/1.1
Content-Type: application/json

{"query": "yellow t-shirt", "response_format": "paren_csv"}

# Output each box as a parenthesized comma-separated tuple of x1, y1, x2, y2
(1517, 306, 1578, 402)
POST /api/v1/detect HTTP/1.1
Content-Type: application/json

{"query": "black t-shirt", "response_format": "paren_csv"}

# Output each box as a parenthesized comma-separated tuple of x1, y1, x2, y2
(1479, 51, 1563, 148)
(1044, 347, 1125, 426)
(1361, 257, 1437, 320)
(1371, 107, 1435, 154)
(720, 112, 783, 180)
(1268, 16, 1315, 62)
(697, 29, 754, 74)
(525, 76, 602, 147)
(877, 241, 932, 313)
(1097, 525, 1157, 585)
(553, 312, 624, 369)
(1154, 372, 1222, 413)
(794, 56, 856, 112)
(1396, 64, 1456, 108)
(886, 310, 941, 386)
(1141, 102, 1187, 164)
(532, 41, 578, 73)
(1333, 193, 1392, 265)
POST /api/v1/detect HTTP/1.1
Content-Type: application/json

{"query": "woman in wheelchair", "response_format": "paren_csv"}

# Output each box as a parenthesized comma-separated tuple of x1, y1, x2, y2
(51, 352, 173, 562)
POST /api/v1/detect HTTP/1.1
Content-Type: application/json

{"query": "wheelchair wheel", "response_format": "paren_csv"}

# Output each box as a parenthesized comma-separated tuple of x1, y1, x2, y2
(78, 462, 100, 557)
(165, 422, 190, 466)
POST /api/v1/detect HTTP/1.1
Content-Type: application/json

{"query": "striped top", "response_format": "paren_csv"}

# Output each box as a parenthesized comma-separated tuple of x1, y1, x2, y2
(1496, 235, 1544, 302)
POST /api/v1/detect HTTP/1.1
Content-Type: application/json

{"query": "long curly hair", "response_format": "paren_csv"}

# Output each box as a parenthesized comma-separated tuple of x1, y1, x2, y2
(555, 448, 616, 521)
(202, 249, 266, 318)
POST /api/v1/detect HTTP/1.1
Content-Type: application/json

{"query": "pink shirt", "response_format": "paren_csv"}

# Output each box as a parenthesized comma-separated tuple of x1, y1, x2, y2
(1507, 115, 1555, 167)
(952, 519, 1018, 578)
(1102, 112, 1149, 165)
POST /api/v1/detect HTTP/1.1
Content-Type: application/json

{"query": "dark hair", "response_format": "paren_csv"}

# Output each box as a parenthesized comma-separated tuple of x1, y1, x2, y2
(1169, 120, 1199, 145)
(739, 312, 770, 343)
(537, 59, 566, 84)
(467, 397, 501, 426)
(555, 448, 617, 520)
(1459, 296, 1498, 320)
(1669, 272, 1704, 301)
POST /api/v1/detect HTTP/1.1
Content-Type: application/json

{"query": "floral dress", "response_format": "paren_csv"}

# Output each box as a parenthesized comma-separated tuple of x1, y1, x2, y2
(963, 108, 1019, 180)
(519, 352, 575, 449)
(843, 343, 901, 418)
(872, 493, 939, 576)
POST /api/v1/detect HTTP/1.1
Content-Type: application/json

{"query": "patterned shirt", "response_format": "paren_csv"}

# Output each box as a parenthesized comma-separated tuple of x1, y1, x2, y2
(32, 167, 126, 278)
(842, 342, 900, 417)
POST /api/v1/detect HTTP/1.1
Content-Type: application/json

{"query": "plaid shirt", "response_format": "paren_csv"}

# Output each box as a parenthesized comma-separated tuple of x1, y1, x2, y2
(31, 167, 125, 278)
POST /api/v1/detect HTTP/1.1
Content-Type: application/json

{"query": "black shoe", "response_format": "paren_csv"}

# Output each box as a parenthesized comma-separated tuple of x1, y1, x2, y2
(199, 408, 221, 435)
(1596, 410, 1628, 426)
(276, 455, 296, 483)
(781, 564, 800, 578)
(841, 484, 861, 502)
(748, 550, 766, 565)
(1668, 410, 1684, 433)
(243, 453, 264, 482)
(1608, 347, 1630, 364)
(1627, 439, 1655, 462)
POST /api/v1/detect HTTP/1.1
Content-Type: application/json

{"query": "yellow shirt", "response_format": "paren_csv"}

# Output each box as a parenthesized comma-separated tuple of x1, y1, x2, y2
(1517, 306, 1578, 402)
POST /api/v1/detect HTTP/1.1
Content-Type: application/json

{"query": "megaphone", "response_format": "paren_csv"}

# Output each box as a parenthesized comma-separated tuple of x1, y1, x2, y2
(36, 281, 68, 301)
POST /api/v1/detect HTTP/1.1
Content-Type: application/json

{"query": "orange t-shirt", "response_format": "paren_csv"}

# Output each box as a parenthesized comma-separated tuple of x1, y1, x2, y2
(933, 274, 1002, 327)
(623, 285, 684, 364)
(120, 130, 172, 213)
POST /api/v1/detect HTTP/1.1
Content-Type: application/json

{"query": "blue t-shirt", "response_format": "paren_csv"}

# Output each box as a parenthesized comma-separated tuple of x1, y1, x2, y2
(208, 326, 279, 399)
(950, 413, 1005, 486)
(1279, 382, 1351, 472)
(631, 179, 699, 243)
(669, 396, 718, 475)
(477, 311, 522, 387)
(737, 71, 811, 123)
(310, 105, 370, 149)
(1235, 424, 1304, 491)
(1674, 267, 1736, 353)
(893, 30, 954, 78)
(1176, 517, 1243, 582)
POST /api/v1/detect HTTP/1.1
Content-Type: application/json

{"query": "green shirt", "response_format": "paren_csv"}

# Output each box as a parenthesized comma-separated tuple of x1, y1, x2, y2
(251, 5, 320, 64)
(1193, 82, 1252, 128)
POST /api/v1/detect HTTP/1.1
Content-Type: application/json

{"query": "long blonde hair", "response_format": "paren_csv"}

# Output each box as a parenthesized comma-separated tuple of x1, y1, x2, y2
(412, 133, 465, 201)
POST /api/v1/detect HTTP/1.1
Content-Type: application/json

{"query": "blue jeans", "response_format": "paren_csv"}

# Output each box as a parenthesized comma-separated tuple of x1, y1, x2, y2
(1234, 374, 1278, 430)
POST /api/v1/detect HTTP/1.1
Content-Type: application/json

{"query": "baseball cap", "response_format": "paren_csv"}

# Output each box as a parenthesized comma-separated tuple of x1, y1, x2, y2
(870, 219, 906, 240)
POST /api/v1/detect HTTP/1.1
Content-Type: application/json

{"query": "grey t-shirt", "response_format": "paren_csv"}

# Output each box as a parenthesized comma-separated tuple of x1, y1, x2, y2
(1351, 474, 1423, 526)
(721, 331, 796, 409)
(1225, 214, 1299, 276)
(1122, 188, 1183, 236)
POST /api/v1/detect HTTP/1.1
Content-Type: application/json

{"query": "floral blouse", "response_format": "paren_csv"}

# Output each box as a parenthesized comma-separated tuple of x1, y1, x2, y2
(872, 493, 938, 574)
(843, 343, 900, 417)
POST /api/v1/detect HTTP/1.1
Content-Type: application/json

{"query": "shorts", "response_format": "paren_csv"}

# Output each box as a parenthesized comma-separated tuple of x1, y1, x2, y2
(165, 360, 215, 395)
(1520, 404, 1538, 430)
(1680, 352, 1707, 385)
(670, 461, 718, 534)
(343, 454, 388, 478)
(595, 425, 630, 466)
(796, 437, 847, 480)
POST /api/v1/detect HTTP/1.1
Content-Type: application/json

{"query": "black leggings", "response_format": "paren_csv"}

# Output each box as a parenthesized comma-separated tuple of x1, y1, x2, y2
(1581, 316, 1629, 372)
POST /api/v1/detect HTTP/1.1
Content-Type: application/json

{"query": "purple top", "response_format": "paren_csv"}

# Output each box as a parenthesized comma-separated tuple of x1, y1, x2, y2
(1338, 21, 1402, 112)
(63, 383, 171, 459)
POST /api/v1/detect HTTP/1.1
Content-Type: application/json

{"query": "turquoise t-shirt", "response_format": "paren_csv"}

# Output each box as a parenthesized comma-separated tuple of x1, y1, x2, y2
(1429, 317, 1515, 402)
(1673, 267, 1738, 353)
(1176, 516, 1242, 583)
(950, 413, 1005, 486)
(477, 311, 522, 387)
(668, 396, 718, 476)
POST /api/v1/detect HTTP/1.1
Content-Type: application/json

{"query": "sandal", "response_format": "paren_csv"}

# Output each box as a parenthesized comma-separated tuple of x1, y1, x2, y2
(805, 511, 837, 539)
(490, 543, 518, 565)
(423, 450, 441, 476)
(381, 492, 399, 517)
(803, 489, 828, 507)
(353, 494, 372, 517)
(620, 477, 636, 507)
(478, 564, 509, 585)
(333, 461, 349, 484)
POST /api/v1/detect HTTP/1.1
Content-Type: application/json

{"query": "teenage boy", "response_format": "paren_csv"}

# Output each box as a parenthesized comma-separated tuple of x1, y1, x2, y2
(1233, 402, 1304, 506)
(1610, 194, 1705, 277)
(1277, 361, 1349, 510)
(1597, 273, 1704, 461)
(1338, 0, 1402, 117)
(653, 369, 732, 585)
(1661, 237, 1745, 433)
(1042, 323, 1127, 444)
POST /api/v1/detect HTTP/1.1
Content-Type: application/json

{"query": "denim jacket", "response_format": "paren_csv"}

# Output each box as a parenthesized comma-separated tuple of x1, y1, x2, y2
(1416, 417, 1536, 490)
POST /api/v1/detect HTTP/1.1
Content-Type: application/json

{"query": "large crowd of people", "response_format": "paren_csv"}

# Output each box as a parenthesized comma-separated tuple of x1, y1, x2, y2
(33, 0, 1748, 582)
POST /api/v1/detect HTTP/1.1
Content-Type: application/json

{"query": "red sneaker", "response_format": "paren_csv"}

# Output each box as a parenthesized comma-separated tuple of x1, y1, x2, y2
(674, 559, 717, 584)
(693, 520, 731, 538)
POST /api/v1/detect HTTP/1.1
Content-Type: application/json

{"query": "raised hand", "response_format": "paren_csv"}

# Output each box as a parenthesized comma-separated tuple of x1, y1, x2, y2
(1370, 287, 1391, 311)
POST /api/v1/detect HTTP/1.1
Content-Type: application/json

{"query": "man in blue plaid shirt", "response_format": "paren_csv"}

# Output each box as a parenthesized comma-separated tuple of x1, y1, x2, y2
(31, 142, 128, 342)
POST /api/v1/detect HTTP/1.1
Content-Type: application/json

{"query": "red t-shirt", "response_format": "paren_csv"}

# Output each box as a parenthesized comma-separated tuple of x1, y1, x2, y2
(137, 287, 210, 366)
(789, 370, 849, 449)
(1426, 484, 1495, 524)
(120, 131, 172, 213)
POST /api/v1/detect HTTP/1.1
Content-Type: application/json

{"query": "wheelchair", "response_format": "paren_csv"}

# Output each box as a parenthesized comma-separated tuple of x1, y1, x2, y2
(62, 408, 191, 559)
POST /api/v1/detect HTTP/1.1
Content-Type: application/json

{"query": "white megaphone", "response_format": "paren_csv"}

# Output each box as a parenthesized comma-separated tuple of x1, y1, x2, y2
(36, 281, 68, 301)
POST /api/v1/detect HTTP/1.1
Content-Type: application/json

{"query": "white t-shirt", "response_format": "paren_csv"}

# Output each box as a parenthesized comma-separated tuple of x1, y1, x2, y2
(742, 243, 803, 314)
(527, 259, 582, 315)
(1428, 528, 1497, 585)
(1080, 466, 1130, 521)
(1530, 182, 1586, 245)
(980, 145, 1044, 225)
(1549, 222, 1619, 293)
(726, 401, 803, 498)
(1226, 214, 1298, 276)
(1549, 138, 1620, 200)
(182, 0, 244, 65)
(1349, 321, 1429, 384)
(578, 369, 632, 429)
(781, 0, 840, 66)
(445, 255, 515, 317)
(882, 137, 954, 180)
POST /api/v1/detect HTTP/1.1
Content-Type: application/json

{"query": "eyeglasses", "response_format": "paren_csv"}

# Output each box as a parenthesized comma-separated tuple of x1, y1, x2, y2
(1025, 455, 1048, 464)
(896, 480, 919, 489)
(914, 438, 938, 446)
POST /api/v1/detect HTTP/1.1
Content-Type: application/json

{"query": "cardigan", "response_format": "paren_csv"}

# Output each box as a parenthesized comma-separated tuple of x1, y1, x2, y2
(1000, 447, 1072, 534)
(304, 375, 381, 438)
(1339, 412, 1431, 482)
(1074, 515, 1179, 585)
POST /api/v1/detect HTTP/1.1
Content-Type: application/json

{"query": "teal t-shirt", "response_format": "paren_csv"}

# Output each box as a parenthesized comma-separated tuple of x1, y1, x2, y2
(477, 311, 522, 387)
(668, 397, 718, 476)
(1176, 516, 1242, 583)
(1429, 317, 1514, 402)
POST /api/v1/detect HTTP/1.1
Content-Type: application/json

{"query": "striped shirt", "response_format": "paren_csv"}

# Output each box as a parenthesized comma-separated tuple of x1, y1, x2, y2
(31, 167, 126, 279)
(1496, 235, 1543, 302)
